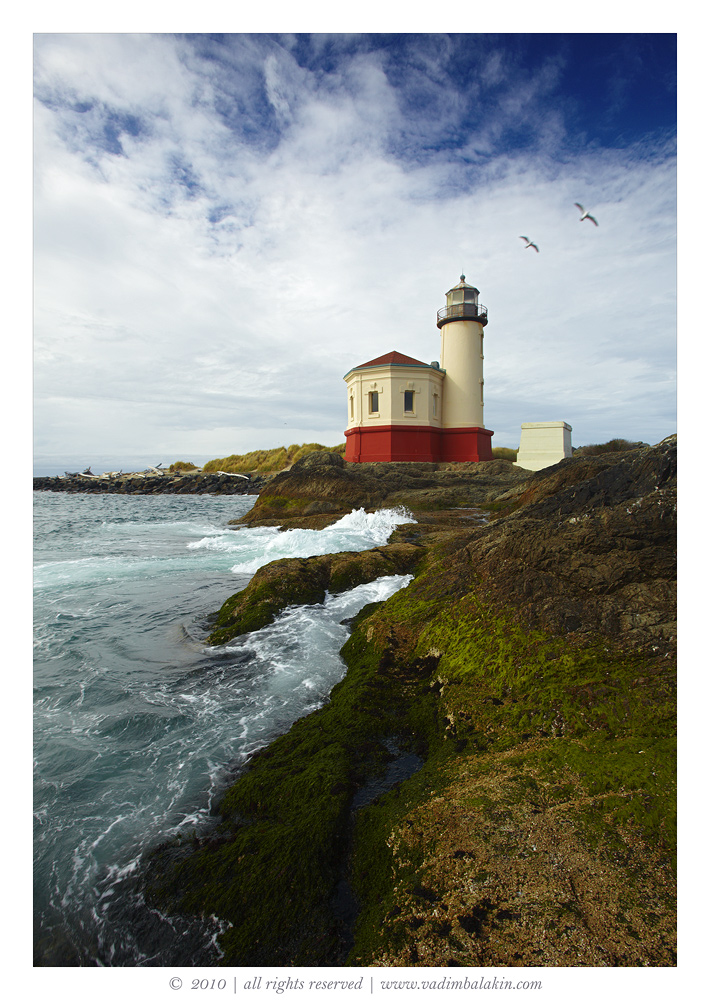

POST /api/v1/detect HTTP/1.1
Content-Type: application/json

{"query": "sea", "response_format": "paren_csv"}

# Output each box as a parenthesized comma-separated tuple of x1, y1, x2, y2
(33, 491, 415, 967)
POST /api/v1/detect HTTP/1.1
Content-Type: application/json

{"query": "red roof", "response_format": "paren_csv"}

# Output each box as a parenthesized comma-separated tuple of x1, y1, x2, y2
(353, 351, 429, 370)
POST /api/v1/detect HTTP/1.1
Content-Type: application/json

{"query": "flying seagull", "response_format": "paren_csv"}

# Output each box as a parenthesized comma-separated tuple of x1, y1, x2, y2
(519, 236, 539, 252)
(574, 203, 599, 225)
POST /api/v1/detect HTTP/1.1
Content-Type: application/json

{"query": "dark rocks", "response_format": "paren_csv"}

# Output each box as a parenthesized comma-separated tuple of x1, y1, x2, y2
(459, 436, 677, 656)
(291, 450, 346, 471)
(513, 436, 675, 519)
(302, 500, 343, 515)
(374, 438, 676, 660)
(33, 473, 268, 496)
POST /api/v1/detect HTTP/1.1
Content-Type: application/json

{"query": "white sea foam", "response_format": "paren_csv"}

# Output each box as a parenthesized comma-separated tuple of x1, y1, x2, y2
(188, 506, 415, 574)
(208, 572, 414, 767)
(34, 507, 413, 592)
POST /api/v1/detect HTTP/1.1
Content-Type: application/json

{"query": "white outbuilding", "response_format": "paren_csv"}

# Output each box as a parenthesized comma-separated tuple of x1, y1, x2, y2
(513, 422, 573, 472)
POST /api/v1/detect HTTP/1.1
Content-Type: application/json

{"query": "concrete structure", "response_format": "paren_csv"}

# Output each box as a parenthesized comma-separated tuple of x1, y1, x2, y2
(513, 422, 572, 472)
(344, 276, 493, 463)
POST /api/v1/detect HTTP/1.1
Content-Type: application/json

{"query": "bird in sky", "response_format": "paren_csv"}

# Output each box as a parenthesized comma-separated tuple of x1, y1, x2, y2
(574, 203, 599, 225)
(519, 236, 539, 252)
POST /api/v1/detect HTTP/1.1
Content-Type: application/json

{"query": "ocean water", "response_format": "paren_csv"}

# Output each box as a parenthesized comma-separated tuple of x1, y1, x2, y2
(33, 492, 414, 966)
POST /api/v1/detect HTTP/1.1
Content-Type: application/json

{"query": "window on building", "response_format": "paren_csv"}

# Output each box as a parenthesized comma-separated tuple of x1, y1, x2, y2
(369, 391, 379, 414)
(404, 390, 414, 413)
(432, 393, 438, 417)
(349, 396, 354, 420)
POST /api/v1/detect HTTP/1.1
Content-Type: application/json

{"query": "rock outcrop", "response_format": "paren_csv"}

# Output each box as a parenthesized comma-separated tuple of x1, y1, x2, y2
(236, 454, 531, 527)
(145, 439, 677, 969)
(207, 543, 426, 645)
(415, 437, 677, 658)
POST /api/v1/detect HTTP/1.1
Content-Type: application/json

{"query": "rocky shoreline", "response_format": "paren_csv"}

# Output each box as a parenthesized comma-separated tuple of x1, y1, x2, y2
(32, 471, 268, 496)
(144, 438, 676, 968)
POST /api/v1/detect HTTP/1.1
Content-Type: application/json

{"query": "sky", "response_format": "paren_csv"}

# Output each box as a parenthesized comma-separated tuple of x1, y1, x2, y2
(32, 31, 677, 474)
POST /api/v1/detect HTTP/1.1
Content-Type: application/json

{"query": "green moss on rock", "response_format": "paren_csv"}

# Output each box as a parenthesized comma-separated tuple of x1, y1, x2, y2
(145, 597, 442, 967)
(207, 544, 426, 645)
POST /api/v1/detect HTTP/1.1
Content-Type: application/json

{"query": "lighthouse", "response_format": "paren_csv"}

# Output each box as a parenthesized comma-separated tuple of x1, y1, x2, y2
(436, 275, 493, 462)
(343, 276, 493, 463)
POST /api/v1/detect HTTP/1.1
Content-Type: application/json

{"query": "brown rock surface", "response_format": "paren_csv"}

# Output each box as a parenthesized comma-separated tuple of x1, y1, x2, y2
(431, 435, 676, 657)
(237, 454, 531, 528)
(366, 740, 676, 968)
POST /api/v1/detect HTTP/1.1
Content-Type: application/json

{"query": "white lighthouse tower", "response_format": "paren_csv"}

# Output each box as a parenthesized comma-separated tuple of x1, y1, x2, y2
(436, 275, 493, 462)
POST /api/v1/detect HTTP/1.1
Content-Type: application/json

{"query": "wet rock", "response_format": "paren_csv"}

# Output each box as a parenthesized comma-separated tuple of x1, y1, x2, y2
(207, 542, 425, 644)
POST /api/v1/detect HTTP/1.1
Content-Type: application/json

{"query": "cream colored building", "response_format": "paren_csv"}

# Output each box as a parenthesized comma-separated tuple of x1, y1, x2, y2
(345, 352, 445, 430)
(343, 276, 493, 463)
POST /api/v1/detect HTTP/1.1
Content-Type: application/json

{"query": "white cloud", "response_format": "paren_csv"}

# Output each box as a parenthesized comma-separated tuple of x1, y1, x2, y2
(33, 34, 676, 472)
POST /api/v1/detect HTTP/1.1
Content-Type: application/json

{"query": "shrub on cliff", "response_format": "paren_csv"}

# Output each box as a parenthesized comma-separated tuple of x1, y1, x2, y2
(491, 447, 517, 462)
(288, 442, 346, 464)
(168, 461, 199, 472)
(203, 443, 346, 475)
(203, 448, 285, 474)
(574, 438, 647, 456)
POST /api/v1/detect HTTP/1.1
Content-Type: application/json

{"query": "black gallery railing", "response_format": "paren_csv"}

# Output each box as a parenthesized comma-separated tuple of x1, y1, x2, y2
(437, 302, 488, 326)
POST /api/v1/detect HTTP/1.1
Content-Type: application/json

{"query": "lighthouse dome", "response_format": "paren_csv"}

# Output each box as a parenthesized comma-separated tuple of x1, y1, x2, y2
(446, 275, 479, 306)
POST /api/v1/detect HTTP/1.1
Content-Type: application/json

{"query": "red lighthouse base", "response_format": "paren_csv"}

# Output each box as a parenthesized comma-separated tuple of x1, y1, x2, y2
(344, 425, 493, 463)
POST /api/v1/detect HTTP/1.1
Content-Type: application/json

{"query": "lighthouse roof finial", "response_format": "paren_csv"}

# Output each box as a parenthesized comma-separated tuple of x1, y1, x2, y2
(460, 273, 465, 282)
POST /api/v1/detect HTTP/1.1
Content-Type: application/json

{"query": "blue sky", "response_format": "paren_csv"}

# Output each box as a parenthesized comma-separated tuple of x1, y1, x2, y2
(33, 31, 677, 473)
